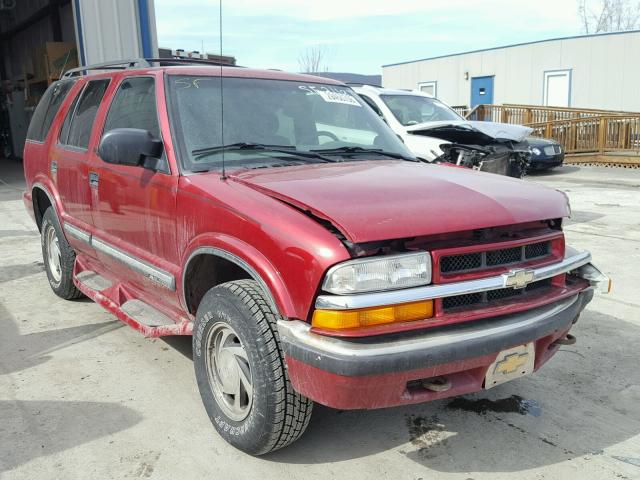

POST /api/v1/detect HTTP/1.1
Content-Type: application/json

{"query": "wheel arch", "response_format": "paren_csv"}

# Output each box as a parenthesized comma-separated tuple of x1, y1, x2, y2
(31, 182, 64, 234)
(182, 246, 291, 319)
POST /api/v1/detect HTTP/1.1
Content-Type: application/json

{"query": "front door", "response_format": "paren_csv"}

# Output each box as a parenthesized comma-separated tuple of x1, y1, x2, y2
(470, 76, 494, 108)
(89, 74, 180, 307)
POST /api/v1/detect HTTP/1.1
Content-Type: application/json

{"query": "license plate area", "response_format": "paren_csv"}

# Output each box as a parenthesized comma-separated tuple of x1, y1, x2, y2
(485, 342, 535, 389)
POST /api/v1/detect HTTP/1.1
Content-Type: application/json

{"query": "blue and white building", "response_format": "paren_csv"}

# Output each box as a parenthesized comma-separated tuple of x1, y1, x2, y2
(382, 30, 640, 112)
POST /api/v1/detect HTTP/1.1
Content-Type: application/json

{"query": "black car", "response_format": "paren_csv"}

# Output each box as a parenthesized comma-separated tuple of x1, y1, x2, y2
(526, 137, 564, 171)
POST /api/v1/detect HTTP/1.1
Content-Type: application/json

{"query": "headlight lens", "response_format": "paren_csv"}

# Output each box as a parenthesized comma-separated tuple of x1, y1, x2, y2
(531, 147, 542, 156)
(322, 252, 431, 294)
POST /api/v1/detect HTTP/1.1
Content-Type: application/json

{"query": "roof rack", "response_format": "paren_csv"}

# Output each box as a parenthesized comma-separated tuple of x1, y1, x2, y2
(62, 57, 240, 78)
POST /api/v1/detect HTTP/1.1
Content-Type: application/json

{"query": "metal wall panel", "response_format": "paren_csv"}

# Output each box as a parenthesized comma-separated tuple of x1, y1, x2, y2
(72, 0, 157, 65)
(382, 31, 640, 112)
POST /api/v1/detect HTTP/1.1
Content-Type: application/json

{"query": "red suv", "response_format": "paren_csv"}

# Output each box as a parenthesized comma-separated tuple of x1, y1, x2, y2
(23, 59, 609, 455)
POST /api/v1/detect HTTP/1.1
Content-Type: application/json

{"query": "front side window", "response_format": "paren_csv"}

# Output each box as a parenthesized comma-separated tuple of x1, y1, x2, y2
(381, 94, 463, 126)
(104, 77, 160, 137)
(167, 76, 413, 173)
(26, 79, 76, 142)
(62, 79, 110, 149)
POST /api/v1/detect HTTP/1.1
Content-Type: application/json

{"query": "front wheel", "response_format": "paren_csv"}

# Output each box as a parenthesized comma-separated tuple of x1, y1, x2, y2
(193, 280, 313, 455)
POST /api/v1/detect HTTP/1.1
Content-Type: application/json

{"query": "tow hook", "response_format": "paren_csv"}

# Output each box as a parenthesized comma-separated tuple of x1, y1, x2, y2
(553, 333, 577, 346)
(422, 376, 452, 392)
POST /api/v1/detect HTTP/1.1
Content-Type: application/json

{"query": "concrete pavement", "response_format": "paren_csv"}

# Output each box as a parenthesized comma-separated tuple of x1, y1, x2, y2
(1, 161, 639, 479)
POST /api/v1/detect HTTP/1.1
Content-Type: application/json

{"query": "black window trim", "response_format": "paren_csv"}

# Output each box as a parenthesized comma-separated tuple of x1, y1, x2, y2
(100, 74, 170, 175)
(57, 78, 111, 152)
(26, 79, 77, 145)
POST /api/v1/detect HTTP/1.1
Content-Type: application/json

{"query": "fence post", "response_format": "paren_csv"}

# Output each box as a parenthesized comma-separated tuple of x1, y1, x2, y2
(569, 121, 577, 153)
(525, 108, 533, 124)
(501, 107, 508, 124)
(598, 118, 607, 154)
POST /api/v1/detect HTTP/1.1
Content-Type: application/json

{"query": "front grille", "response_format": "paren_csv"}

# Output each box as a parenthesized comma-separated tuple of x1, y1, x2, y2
(443, 279, 552, 311)
(440, 253, 482, 272)
(440, 241, 551, 274)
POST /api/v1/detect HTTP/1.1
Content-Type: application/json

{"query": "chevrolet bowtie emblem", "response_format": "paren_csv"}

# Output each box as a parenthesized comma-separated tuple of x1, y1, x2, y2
(494, 352, 529, 375)
(503, 268, 535, 289)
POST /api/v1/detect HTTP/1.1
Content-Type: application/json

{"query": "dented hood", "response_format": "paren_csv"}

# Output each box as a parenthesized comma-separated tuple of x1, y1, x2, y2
(406, 120, 533, 144)
(231, 161, 569, 244)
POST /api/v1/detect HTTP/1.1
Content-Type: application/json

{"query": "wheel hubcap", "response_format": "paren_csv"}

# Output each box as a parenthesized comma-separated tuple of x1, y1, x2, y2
(205, 323, 253, 421)
(46, 227, 62, 283)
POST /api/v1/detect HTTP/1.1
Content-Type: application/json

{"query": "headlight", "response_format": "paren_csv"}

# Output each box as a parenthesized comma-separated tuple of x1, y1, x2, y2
(530, 147, 542, 156)
(322, 252, 431, 294)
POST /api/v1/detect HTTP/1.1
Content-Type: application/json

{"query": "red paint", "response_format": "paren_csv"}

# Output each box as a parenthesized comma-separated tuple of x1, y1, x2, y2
(22, 66, 591, 410)
(233, 161, 570, 244)
(285, 326, 572, 410)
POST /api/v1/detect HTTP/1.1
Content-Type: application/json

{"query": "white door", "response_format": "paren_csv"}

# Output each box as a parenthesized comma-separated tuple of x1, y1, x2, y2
(543, 70, 571, 107)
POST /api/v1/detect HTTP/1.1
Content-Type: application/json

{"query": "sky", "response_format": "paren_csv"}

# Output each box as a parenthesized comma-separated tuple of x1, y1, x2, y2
(154, 0, 585, 74)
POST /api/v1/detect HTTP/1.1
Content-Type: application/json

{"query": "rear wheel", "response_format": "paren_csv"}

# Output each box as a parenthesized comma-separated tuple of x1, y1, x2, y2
(193, 279, 313, 455)
(41, 207, 83, 300)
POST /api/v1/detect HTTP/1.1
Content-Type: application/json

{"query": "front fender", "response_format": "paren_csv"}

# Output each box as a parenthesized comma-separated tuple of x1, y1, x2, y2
(180, 233, 296, 319)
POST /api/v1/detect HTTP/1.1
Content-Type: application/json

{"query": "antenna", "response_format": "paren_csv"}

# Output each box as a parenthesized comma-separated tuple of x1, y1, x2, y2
(219, 0, 227, 180)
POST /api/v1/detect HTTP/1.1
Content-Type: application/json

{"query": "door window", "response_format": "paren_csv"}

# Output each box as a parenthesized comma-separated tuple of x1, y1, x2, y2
(61, 79, 110, 149)
(103, 77, 167, 171)
(104, 77, 161, 138)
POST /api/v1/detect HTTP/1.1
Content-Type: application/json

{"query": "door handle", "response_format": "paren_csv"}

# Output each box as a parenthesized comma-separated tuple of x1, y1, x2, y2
(89, 172, 99, 188)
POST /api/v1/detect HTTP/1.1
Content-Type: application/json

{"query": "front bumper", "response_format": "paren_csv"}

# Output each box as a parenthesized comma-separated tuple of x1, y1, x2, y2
(529, 152, 565, 169)
(279, 291, 593, 409)
(279, 252, 608, 409)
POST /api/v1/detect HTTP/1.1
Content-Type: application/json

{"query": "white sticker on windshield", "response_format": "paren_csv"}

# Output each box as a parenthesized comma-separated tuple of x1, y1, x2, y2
(299, 85, 361, 106)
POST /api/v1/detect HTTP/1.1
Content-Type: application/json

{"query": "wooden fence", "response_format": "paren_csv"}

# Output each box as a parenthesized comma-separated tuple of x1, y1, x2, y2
(528, 115, 640, 155)
(464, 104, 640, 164)
(466, 104, 635, 124)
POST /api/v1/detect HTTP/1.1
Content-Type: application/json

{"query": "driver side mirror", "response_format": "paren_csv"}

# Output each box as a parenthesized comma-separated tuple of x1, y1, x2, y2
(98, 128, 163, 169)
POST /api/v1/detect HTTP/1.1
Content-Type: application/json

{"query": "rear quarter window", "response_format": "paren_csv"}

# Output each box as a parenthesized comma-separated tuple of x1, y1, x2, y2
(26, 80, 76, 142)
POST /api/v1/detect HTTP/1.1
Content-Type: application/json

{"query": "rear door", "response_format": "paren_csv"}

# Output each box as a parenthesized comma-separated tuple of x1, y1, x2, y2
(88, 73, 179, 305)
(54, 78, 110, 230)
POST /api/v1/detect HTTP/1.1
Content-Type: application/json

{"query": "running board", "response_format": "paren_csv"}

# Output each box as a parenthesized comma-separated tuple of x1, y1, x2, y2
(121, 299, 174, 327)
(73, 258, 192, 337)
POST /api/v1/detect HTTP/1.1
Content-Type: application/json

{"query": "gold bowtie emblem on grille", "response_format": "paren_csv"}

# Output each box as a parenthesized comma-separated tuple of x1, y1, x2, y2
(494, 352, 529, 375)
(503, 268, 535, 289)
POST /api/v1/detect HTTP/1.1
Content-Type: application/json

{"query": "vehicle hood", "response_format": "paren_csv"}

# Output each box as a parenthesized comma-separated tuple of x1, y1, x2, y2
(406, 120, 533, 144)
(230, 161, 569, 244)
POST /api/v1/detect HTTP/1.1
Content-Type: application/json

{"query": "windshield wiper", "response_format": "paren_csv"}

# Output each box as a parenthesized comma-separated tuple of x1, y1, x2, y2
(310, 146, 416, 161)
(192, 142, 337, 162)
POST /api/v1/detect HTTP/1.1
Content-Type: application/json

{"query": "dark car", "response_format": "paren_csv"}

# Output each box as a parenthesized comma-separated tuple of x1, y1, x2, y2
(527, 137, 564, 171)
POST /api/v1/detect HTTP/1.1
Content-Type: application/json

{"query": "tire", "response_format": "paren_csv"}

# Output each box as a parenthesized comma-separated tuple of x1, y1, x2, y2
(193, 279, 313, 455)
(41, 207, 83, 300)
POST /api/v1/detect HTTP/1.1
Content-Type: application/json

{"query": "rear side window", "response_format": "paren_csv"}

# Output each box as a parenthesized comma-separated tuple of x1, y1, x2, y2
(61, 79, 110, 149)
(26, 80, 76, 142)
(104, 77, 160, 138)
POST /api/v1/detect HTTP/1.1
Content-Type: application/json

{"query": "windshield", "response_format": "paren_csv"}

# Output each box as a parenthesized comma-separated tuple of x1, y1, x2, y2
(380, 94, 463, 126)
(167, 75, 414, 172)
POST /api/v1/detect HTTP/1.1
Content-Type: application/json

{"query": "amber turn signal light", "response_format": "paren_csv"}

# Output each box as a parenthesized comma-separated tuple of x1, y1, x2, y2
(312, 300, 434, 330)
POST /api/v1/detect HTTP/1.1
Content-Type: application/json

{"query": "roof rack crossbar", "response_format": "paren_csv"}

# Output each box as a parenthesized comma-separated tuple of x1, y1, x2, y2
(62, 58, 151, 78)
